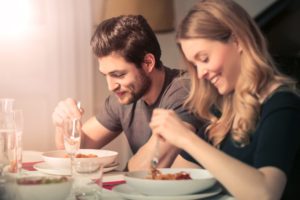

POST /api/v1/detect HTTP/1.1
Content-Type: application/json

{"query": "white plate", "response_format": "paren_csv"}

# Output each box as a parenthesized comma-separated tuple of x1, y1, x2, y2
(42, 149, 118, 169)
(112, 183, 222, 200)
(33, 161, 119, 176)
(125, 168, 216, 196)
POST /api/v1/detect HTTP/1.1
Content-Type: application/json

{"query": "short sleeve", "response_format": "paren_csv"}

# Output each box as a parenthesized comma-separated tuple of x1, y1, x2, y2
(160, 76, 204, 131)
(95, 95, 123, 133)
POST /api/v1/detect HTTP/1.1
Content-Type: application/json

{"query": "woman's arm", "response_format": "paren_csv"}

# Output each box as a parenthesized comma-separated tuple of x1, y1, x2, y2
(183, 133, 286, 200)
(150, 108, 287, 200)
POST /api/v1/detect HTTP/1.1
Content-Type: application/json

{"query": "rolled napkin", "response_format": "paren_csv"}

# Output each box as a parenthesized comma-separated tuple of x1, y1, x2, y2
(22, 161, 43, 171)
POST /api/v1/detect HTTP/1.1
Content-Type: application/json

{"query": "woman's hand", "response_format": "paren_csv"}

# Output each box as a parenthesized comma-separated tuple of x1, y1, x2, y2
(150, 108, 195, 149)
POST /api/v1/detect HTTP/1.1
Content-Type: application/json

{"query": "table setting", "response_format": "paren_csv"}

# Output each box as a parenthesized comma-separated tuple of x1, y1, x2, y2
(2, 151, 235, 200)
(0, 98, 234, 200)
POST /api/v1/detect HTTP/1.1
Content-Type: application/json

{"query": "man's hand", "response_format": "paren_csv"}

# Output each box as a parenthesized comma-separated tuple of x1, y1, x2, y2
(52, 98, 83, 149)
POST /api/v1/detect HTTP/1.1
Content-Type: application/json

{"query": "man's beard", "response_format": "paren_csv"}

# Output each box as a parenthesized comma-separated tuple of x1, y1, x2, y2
(120, 70, 151, 104)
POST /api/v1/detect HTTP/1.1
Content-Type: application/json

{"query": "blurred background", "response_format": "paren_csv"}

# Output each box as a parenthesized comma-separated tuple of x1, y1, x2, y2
(0, 0, 299, 169)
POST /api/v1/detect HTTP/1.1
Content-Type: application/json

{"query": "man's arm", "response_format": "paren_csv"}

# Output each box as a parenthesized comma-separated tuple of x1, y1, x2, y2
(53, 98, 120, 150)
(80, 117, 120, 149)
(55, 116, 119, 150)
(127, 122, 195, 171)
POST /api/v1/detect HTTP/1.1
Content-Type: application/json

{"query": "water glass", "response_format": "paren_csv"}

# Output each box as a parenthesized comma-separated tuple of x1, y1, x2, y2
(9, 109, 23, 174)
(72, 159, 104, 200)
(0, 100, 15, 177)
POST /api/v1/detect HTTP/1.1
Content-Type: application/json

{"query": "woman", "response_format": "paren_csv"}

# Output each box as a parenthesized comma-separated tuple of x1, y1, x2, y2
(150, 0, 300, 199)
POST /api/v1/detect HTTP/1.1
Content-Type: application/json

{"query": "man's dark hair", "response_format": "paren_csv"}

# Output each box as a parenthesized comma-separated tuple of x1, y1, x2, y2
(91, 15, 162, 69)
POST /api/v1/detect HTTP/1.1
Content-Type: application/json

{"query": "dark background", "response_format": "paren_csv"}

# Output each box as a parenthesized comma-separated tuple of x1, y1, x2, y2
(258, 1, 300, 198)
(256, 0, 300, 85)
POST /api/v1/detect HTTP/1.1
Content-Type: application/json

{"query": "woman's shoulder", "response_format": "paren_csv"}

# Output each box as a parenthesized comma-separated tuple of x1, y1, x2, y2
(261, 86, 300, 114)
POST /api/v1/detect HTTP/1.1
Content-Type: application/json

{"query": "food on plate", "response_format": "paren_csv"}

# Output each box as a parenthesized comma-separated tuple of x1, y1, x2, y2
(17, 176, 68, 185)
(64, 153, 98, 158)
(147, 168, 192, 180)
(9, 160, 18, 173)
(75, 153, 98, 158)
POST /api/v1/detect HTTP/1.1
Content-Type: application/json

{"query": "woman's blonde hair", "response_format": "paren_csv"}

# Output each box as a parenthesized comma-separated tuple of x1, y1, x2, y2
(177, 0, 296, 147)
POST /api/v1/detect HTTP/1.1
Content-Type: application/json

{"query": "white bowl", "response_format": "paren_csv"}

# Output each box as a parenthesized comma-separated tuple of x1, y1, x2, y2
(124, 168, 216, 196)
(16, 175, 72, 200)
(42, 149, 118, 169)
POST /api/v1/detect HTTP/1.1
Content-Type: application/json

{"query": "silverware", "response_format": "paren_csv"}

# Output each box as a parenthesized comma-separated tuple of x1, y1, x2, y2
(151, 138, 160, 169)
(76, 101, 81, 110)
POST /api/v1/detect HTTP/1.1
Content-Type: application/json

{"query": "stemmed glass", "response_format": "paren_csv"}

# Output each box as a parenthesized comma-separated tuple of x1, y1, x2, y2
(63, 118, 81, 176)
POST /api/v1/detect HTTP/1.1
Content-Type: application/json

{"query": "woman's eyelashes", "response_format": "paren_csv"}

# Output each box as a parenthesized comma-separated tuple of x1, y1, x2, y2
(199, 56, 209, 63)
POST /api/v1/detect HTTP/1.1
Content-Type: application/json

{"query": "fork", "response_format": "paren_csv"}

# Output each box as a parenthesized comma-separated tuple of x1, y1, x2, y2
(151, 138, 160, 169)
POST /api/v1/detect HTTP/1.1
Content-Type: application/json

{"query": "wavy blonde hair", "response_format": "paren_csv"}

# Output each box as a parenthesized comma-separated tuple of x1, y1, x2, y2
(177, 0, 296, 147)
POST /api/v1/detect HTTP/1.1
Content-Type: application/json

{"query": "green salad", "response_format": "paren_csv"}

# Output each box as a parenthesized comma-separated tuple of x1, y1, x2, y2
(17, 176, 68, 185)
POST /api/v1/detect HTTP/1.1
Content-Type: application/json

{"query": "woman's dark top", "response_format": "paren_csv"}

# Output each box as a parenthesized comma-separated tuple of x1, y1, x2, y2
(181, 88, 300, 199)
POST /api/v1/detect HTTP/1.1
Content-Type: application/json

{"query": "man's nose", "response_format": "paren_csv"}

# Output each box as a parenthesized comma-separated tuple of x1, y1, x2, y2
(106, 77, 119, 91)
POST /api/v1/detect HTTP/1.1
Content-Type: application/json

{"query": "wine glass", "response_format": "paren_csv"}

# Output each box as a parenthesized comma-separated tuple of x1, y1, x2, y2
(63, 118, 81, 176)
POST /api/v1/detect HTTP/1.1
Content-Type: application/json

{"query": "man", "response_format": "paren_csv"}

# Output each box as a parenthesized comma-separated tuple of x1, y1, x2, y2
(52, 15, 202, 171)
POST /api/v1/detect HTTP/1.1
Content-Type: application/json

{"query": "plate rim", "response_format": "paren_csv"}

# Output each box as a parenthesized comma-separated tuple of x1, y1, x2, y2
(33, 161, 119, 176)
(42, 149, 118, 157)
(112, 182, 222, 200)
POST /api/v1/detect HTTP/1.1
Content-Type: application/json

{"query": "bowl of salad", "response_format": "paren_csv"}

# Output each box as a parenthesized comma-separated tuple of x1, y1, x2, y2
(16, 175, 72, 200)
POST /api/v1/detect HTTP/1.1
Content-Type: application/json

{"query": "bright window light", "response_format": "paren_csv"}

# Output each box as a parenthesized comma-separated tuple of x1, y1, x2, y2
(0, 0, 34, 38)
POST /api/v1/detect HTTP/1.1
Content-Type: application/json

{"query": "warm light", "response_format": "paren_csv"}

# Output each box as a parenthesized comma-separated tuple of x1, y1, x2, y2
(0, 0, 34, 38)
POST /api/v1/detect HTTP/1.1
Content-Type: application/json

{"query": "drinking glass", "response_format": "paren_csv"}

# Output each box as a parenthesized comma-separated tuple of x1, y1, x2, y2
(0, 99, 15, 179)
(63, 118, 81, 176)
(0, 112, 13, 178)
(10, 109, 23, 174)
(73, 159, 104, 200)
(0, 99, 15, 200)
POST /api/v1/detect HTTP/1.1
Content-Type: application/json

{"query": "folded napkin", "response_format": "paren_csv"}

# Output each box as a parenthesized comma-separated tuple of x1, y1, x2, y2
(103, 180, 126, 190)
(22, 161, 43, 171)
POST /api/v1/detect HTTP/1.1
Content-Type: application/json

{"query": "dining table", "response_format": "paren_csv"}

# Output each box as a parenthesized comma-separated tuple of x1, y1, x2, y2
(11, 150, 234, 200)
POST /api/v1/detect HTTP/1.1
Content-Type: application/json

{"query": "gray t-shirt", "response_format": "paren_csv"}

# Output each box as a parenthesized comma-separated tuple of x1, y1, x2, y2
(96, 67, 202, 153)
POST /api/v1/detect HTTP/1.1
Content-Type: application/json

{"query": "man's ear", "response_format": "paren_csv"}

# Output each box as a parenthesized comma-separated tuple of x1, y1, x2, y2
(142, 53, 156, 73)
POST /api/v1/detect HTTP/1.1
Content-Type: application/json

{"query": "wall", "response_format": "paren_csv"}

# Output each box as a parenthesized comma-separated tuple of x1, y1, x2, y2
(0, 0, 94, 151)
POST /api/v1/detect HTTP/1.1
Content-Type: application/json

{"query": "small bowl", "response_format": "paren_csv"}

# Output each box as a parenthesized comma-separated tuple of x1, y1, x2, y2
(42, 149, 118, 169)
(16, 175, 72, 200)
(124, 168, 216, 196)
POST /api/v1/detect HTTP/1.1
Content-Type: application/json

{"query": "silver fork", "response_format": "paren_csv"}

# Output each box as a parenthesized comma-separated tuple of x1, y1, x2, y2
(151, 138, 160, 169)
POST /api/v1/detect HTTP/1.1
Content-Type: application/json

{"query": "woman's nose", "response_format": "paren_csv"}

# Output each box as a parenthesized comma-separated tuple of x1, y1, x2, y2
(196, 65, 208, 79)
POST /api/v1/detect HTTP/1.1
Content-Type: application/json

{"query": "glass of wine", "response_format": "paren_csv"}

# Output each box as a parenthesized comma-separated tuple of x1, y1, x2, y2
(63, 118, 81, 176)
